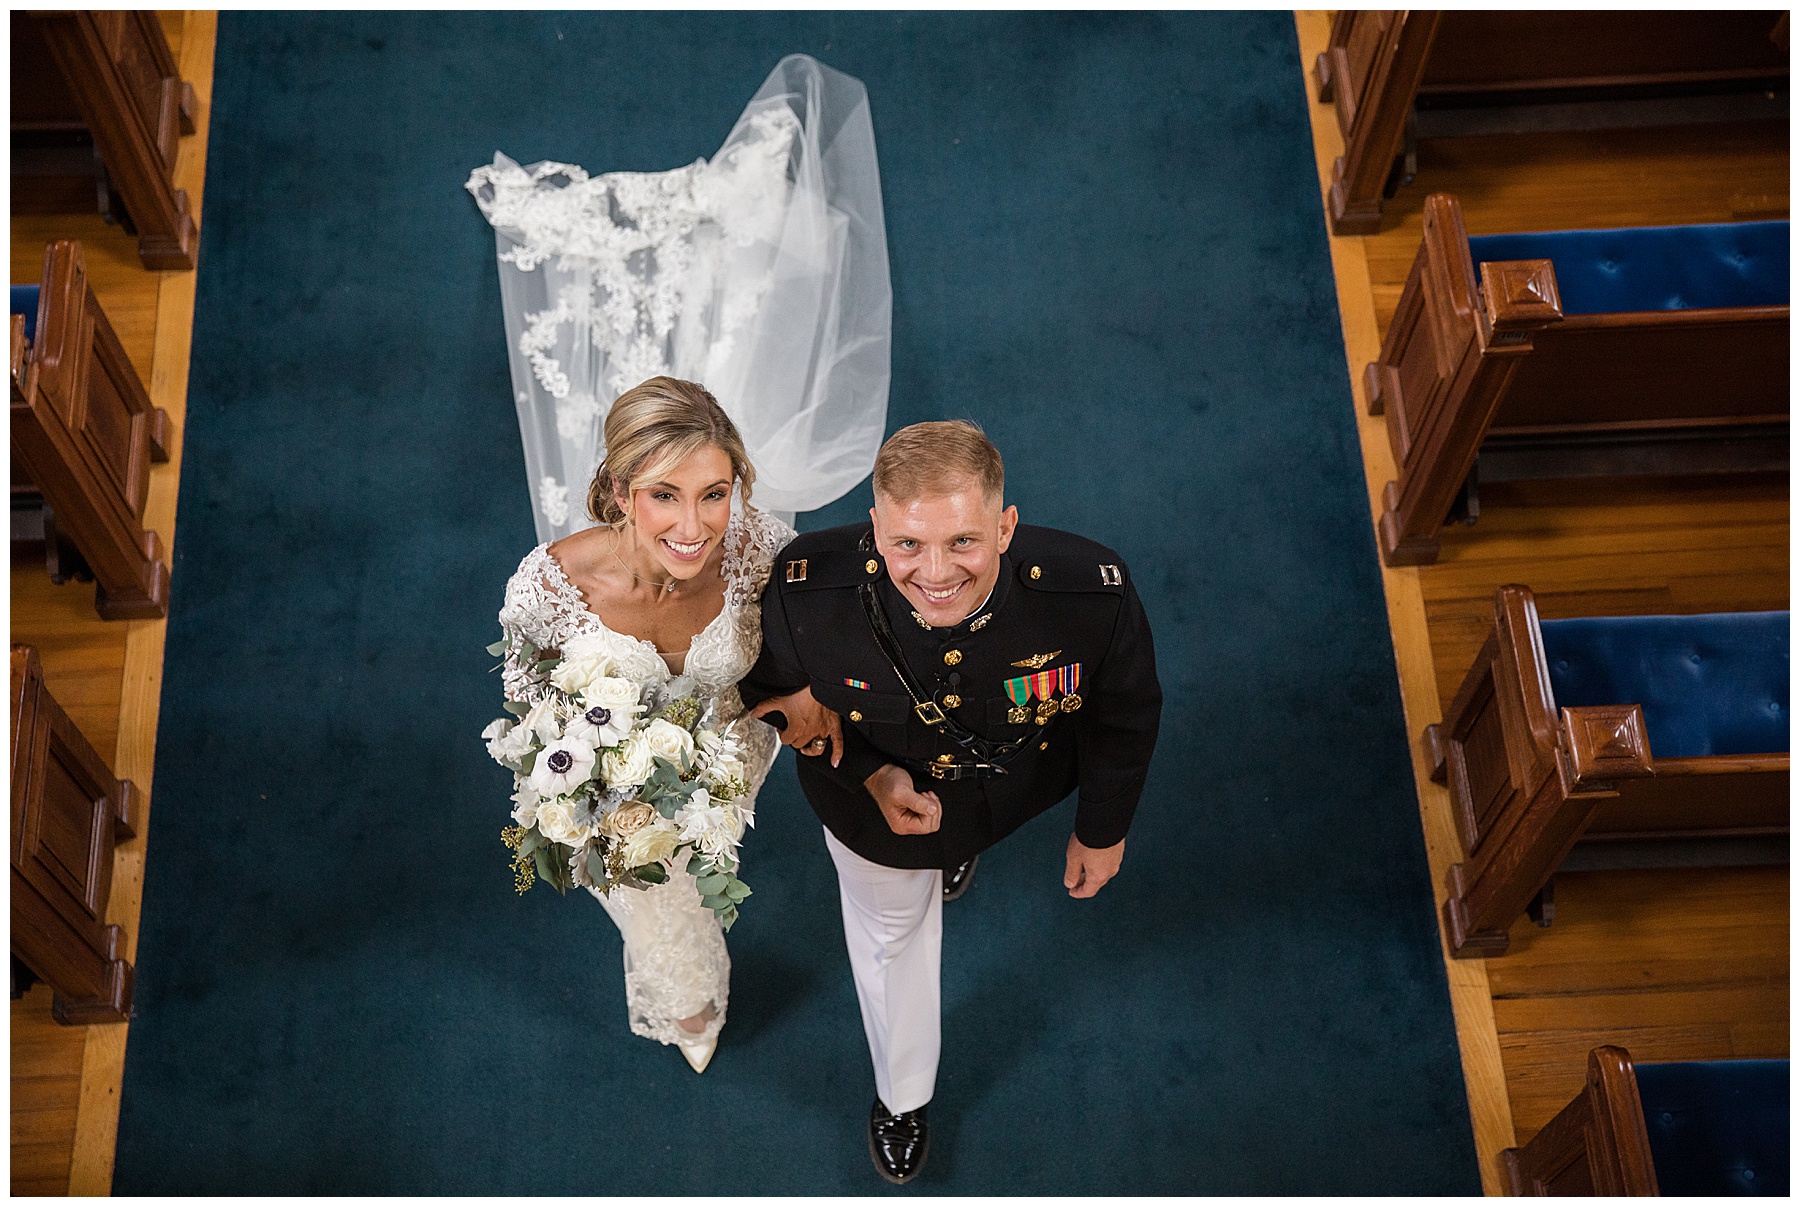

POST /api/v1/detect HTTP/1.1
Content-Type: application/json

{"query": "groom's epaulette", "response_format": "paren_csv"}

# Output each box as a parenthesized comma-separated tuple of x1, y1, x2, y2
(1015, 554, 1129, 595)
(780, 549, 880, 593)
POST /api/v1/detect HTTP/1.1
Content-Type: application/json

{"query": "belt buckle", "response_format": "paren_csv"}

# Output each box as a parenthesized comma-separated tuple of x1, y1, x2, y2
(914, 700, 946, 725)
(927, 763, 951, 780)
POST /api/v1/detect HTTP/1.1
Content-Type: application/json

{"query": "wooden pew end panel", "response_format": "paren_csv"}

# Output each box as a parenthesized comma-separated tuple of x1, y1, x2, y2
(10, 645, 138, 1026)
(1503, 1046, 1660, 1195)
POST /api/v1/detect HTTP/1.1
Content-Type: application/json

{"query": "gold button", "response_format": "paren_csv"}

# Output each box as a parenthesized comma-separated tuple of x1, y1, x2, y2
(1039, 741, 1048, 751)
(865, 559, 878, 573)
(1030, 565, 1042, 579)
(944, 650, 963, 666)
(936, 753, 955, 764)
(943, 694, 962, 708)
(849, 710, 863, 722)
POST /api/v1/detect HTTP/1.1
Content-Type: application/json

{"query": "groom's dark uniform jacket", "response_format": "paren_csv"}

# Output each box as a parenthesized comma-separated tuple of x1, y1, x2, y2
(739, 523, 1161, 869)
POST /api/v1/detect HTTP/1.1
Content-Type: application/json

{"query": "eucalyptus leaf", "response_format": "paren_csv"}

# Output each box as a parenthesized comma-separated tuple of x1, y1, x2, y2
(701, 892, 731, 911)
(633, 863, 668, 885)
(725, 881, 751, 901)
(719, 906, 739, 932)
(536, 657, 560, 674)
(520, 640, 537, 662)
(686, 853, 709, 876)
(532, 846, 554, 887)
(586, 848, 607, 883)
(520, 749, 538, 776)
(695, 874, 728, 896)
(503, 701, 527, 717)
(486, 639, 509, 657)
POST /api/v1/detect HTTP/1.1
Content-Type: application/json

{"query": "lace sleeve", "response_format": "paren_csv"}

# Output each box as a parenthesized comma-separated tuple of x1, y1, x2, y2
(725, 506, 798, 607)
(497, 546, 563, 705)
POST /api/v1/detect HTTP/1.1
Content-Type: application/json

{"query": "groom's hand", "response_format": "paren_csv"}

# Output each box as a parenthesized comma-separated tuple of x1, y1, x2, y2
(864, 764, 942, 835)
(1064, 835, 1125, 899)
(748, 685, 845, 767)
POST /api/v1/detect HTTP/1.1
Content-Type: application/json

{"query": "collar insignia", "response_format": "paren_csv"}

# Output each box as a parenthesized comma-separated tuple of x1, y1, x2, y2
(1011, 650, 1062, 670)
(969, 613, 992, 632)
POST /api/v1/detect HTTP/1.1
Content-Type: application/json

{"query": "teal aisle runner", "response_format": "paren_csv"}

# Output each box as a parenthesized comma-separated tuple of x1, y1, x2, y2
(116, 12, 1479, 1193)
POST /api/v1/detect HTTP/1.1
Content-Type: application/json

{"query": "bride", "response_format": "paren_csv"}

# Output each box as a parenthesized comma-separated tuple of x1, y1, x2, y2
(498, 376, 813, 1072)
(473, 54, 889, 1074)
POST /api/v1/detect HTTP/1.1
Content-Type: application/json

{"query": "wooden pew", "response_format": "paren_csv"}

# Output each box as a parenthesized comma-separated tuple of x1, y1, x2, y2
(1429, 587, 1787, 958)
(1314, 11, 1788, 235)
(12, 240, 172, 619)
(1366, 194, 1787, 566)
(1505, 1046, 1789, 1195)
(11, 645, 137, 1025)
(12, 10, 198, 270)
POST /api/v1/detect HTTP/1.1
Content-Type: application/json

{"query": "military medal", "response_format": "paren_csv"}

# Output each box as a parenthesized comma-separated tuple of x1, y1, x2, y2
(1003, 662, 1084, 725)
(1004, 676, 1033, 725)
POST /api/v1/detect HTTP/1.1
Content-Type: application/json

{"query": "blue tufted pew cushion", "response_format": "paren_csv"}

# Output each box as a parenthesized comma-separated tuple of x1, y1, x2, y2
(1540, 611, 1788, 758)
(1468, 220, 1788, 316)
(1635, 1058, 1788, 1197)
(11, 284, 40, 347)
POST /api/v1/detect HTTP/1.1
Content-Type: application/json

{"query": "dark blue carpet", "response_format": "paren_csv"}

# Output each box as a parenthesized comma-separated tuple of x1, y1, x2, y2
(115, 11, 1479, 1194)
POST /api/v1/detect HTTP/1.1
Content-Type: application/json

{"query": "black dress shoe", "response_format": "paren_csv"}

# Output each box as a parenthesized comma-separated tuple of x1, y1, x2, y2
(942, 855, 979, 901)
(868, 1098, 929, 1184)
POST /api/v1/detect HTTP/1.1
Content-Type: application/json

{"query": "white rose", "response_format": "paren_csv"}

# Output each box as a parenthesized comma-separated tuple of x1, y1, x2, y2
(618, 816, 680, 867)
(522, 698, 561, 744)
(510, 781, 542, 828)
(536, 797, 595, 847)
(529, 734, 598, 797)
(603, 801, 657, 837)
(600, 731, 656, 789)
(641, 718, 696, 769)
(550, 634, 614, 695)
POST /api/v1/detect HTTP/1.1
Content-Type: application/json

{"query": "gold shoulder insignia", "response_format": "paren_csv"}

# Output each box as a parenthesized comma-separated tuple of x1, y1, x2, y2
(1011, 650, 1062, 670)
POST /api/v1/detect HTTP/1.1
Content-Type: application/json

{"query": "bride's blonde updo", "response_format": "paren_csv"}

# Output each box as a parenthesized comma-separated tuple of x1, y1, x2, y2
(588, 377, 755, 527)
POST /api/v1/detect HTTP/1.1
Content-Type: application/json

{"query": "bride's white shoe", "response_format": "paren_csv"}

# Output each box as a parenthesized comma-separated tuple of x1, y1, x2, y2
(679, 1035, 717, 1074)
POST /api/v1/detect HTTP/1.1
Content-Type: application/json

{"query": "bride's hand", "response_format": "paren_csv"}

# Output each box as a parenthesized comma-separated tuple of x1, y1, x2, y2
(748, 685, 845, 768)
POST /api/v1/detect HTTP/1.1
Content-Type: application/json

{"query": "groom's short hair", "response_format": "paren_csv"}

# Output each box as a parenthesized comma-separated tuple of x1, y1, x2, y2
(872, 420, 1005, 506)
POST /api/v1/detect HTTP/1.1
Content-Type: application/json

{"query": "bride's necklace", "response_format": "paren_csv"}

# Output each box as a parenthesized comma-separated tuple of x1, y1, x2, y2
(611, 532, 679, 594)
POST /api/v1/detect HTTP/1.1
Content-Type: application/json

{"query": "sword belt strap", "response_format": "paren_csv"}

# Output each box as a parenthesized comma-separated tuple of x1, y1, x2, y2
(856, 571, 1033, 776)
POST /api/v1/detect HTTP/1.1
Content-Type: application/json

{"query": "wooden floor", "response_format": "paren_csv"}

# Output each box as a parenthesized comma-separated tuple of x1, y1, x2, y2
(1295, 10, 1789, 1190)
(10, 11, 216, 1195)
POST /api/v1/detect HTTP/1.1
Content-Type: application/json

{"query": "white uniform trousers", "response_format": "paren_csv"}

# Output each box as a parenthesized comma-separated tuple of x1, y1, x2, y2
(823, 827, 942, 1115)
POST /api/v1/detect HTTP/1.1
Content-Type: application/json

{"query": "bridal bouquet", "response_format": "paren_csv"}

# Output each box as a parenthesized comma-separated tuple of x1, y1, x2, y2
(482, 630, 754, 930)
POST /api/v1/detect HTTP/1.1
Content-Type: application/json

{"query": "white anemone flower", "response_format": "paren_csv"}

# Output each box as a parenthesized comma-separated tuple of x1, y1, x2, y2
(563, 697, 638, 749)
(529, 734, 598, 798)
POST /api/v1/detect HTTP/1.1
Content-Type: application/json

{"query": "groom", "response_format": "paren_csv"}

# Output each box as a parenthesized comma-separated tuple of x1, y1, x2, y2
(741, 420, 1162, 1184)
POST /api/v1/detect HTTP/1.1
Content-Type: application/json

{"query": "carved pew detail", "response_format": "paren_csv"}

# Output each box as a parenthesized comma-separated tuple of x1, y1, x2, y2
(12, 10, 198, 270)
(1368, 194, 1788, 566)
(1430, 588, 1788, 958)
(1505, 1046, 1790, 1196)
(1314, 12, 1789, 235)
(10, 645, 137, 1025)
(12, 240, 172, 619)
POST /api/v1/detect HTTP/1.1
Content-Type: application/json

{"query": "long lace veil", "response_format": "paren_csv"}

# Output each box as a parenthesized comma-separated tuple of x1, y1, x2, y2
(467, 54, 891, 538)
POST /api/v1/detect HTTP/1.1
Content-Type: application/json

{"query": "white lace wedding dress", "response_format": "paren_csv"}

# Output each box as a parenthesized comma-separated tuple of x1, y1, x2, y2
(496, 503, 795, 1048)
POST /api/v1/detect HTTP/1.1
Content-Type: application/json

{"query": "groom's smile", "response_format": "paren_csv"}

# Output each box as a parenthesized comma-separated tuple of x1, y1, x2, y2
(871, 479, 1018, 629)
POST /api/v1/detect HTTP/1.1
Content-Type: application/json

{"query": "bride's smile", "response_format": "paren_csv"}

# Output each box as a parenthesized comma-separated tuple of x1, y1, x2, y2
(612, 444, 735, 590)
